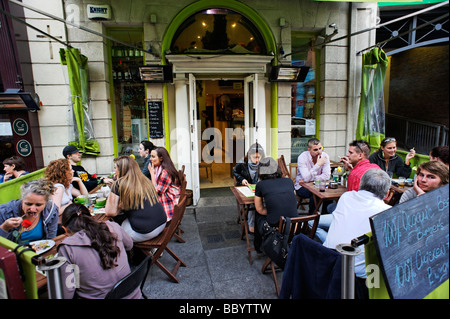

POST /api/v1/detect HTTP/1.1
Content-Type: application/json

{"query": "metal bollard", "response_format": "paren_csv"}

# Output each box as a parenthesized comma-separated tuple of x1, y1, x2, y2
(37, 256, 67, 299)
(336, 244, 361, 299)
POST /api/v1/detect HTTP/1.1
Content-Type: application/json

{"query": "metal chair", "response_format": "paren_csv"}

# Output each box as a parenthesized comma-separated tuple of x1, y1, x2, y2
(105, 255, 152, 299)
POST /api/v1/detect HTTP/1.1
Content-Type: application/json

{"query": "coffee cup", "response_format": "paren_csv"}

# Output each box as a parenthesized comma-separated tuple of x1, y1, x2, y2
(74, 195, 85, 204)
(95, 197, 106, 207)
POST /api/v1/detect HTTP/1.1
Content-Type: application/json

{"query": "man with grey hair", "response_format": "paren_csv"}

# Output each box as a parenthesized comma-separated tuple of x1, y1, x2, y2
(317, 169, 391, 298)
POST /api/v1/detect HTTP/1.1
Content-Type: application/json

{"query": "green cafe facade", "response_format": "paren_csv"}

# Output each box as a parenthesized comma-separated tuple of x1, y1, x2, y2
(13, 0, 379, 204)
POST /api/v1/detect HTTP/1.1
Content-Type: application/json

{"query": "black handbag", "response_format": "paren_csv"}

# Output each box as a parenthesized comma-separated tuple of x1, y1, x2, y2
(261, 217, 291, 269)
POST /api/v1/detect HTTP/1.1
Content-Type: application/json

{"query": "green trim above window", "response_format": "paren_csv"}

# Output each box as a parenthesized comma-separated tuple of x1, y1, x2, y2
(161, 0, 277, 64)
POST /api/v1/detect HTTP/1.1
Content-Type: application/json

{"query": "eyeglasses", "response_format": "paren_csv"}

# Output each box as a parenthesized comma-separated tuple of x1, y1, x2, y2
(383, 137, 396, 143)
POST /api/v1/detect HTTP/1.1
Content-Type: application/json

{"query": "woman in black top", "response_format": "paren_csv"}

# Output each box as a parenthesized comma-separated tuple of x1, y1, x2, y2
(138, 140, 155, 180)
(254, 157, 298, 251)
(105, 155, 166, 242)
(233, 143, 264, 233)
(369, 137, 415, 178)
(233, 143, 265, 186)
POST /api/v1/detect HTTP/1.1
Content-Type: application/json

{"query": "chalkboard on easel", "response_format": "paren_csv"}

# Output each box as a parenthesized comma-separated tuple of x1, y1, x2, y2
(369, 184, 449, 299)
(148, 100, 163, 138)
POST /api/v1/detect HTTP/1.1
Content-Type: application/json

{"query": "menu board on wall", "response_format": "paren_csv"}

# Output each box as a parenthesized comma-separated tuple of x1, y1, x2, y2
(148, 100, 164, 138)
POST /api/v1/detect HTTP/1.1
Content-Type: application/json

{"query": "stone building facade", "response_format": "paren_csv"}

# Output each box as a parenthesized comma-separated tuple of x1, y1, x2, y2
(13, 0, 378, 203)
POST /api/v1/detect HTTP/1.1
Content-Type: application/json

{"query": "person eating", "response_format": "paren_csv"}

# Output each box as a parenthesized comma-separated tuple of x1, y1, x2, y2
(0, 179, 58, 243)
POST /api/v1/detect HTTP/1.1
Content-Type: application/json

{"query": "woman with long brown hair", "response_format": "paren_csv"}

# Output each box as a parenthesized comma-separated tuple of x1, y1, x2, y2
(148, 147, 181, 220)
(105, 155, 167, 242)
(58, 203, 141, 299)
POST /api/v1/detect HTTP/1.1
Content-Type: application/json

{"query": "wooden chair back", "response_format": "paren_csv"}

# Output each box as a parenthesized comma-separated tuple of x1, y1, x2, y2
(279, 214, 320, 242)
(277, 155, 290, 179)
(262, 213, 320, 295)
(173, 178, 188, 243)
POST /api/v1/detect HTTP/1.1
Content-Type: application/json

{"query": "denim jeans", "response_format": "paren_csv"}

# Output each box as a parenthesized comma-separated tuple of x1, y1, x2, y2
(309, 214, 333, 243)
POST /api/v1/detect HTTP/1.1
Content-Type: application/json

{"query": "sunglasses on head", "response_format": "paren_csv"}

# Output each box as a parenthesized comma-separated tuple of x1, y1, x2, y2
(383, 137, 396, 143)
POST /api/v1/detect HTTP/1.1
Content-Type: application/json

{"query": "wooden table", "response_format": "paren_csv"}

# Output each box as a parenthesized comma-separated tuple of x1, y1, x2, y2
(230, 186, 255, 264)
(299, 181, 347, 215)
(387, 182, 412, 205)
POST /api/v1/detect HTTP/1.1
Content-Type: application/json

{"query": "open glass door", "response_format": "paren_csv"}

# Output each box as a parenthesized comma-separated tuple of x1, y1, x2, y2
(244, 74, 258, 151)
(188, 74, 200, 205)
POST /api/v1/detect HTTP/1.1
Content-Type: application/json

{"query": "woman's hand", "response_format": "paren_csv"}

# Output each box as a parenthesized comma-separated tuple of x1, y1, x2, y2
(2, 173, 13, 182)
(148, 162, 157, 186)
(241, 179, 249, 186)
(71, 177, 88, 196)
(0, 216, 23, 232)
(102, 177, 114, 187)
(405, 148, 416, 165)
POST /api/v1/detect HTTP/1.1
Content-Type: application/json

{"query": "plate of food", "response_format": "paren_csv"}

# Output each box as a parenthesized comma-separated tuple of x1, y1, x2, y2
(29, 239, 55, 255)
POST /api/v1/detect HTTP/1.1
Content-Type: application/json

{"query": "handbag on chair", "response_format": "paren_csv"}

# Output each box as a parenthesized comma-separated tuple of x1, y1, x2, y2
(261, 217, 291, 269)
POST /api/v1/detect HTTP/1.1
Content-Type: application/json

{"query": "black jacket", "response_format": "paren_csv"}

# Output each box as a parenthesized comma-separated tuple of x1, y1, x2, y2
(368, 150, 412, 178)
(233, 162, 258, 186)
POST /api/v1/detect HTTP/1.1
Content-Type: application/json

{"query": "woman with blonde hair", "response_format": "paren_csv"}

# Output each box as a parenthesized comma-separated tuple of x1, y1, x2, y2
(45, 158, 88, 219)
(0, 178, 58, 243)
(105, 155, 167, 242)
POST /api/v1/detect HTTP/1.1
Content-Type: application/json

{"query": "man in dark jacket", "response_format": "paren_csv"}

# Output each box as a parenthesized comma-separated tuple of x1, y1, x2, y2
(63, 145, 99, 192)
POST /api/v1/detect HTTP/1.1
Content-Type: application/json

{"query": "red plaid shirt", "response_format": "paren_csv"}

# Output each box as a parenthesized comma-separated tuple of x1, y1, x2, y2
(155, 169, 180, 220)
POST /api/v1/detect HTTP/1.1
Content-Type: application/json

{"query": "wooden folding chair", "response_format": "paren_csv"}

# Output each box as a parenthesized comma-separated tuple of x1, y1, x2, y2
(277, 155, 290, 178)
(134, 197, 187, 283)
(173, 177, 187, 243)
(261, 214, 320, 296)
(288, 161, 309, 211)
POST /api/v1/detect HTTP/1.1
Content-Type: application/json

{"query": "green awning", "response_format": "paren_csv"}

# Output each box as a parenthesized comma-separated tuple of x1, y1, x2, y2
(356, 47, 389, 149)
(60, 48, 100, 156)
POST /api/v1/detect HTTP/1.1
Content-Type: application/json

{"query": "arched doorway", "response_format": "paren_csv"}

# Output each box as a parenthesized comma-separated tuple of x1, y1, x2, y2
(162, 0, 277, 204)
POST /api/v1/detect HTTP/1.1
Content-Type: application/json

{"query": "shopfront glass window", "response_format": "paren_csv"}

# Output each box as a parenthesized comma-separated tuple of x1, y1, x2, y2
(290, 36, 317, 163)
(0, 116, 14, 174)
(170, 8, 266, 55)
(109, 29, 147, 166)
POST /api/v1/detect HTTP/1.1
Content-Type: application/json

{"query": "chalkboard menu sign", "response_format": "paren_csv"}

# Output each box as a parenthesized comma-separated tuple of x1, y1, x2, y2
(148, 100, 163, 138)
(370, 184, 449, 299)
